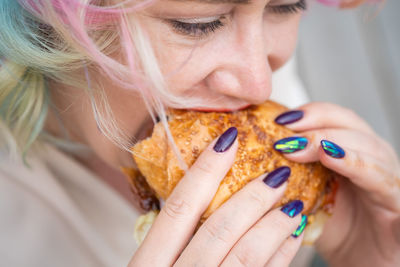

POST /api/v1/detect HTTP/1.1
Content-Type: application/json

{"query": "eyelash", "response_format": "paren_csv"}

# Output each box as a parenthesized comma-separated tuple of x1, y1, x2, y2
(269, 0, 307, 14)
(169, 0, 307, 38)
(169, 19, 225, 37)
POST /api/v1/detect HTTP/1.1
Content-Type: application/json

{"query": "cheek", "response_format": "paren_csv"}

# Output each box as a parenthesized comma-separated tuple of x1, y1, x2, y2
(150, 37, 212, 97)
(266, 17, 301, 71)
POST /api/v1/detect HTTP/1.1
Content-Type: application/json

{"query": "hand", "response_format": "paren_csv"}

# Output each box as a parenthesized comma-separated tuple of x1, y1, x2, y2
(274, 102, 400, 267)
(129, 127, 305, 267)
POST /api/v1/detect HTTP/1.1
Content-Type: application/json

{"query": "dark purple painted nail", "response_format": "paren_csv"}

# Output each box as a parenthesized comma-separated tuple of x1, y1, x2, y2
(213, 127, 238, 153)
(263, 166, 291, 188)
(281, 200, 304, 218)
(275, 110, 304, 125)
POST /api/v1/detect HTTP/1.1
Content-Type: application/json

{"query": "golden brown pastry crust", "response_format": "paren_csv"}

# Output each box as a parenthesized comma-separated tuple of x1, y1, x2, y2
(132, 101, 336, 222)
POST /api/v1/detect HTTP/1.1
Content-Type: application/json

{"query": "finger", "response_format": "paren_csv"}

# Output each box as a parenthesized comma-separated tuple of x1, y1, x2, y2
(275, 102, 374, 135)
(265, 229, 305, 267)
(276, 130, 400, 211)
(131, 127, 238, 265)
(175, 167, 291, 266)
(317, 140, 400, 212)
(220, 202, 304, 267)
(274, 129, 392, 165)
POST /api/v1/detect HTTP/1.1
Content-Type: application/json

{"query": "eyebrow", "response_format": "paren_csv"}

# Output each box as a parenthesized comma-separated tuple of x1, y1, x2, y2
(171, 0, 251, 4)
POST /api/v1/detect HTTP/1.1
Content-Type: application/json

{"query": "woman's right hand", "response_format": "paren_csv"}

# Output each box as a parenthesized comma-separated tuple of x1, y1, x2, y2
(129, 127, 305, 267)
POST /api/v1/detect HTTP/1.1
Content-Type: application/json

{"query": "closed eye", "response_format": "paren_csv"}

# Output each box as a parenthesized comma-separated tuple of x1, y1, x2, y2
(168, 18, 225, 38)
(167, 0, 307, 38)
(268, 0, 307, 14)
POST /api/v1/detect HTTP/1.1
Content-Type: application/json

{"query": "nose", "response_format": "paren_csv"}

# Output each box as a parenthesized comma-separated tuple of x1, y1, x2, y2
(205, 23, 272, 105)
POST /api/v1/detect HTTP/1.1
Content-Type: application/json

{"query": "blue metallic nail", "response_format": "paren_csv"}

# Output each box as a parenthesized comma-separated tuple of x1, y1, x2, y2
(321, 140, 345, 158)
(292, 215, 308, 238)
(275, 110, 304, 125)
(213, 127, 238, 153)
(281, 200, 304, 218)
(274, 137, 308, 153)
(263, 166, 291, 188)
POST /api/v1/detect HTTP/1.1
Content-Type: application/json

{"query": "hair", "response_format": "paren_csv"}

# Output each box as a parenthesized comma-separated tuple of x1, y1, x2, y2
(0, 0, 378, 162)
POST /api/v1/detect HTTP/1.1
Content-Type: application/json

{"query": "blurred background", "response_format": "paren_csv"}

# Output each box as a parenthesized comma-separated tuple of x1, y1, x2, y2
(293, 1, 399, 266)
(297, 0, 400, 154)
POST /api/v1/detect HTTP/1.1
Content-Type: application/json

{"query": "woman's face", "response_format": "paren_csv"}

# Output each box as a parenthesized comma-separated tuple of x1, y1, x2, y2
(141, 0, 304, 110)
(49, 0, 304, 170)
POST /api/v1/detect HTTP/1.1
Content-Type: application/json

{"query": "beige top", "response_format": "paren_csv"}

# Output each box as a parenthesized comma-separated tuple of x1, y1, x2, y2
(0, 144, 139, 267)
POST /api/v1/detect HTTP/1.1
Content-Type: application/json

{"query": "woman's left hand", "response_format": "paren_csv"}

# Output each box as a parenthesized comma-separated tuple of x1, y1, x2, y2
(274, 102, 400, 267)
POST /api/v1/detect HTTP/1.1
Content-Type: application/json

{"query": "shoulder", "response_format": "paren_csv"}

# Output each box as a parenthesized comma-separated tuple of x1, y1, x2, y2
(0, 145, 100, 266)
(0, 143, 140, 266)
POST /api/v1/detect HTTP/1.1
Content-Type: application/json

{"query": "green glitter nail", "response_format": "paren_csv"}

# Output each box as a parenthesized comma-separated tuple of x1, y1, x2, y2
(321, 140, 345, 158)
(292, 215, 308, 238)
(274, 137, 308, 153)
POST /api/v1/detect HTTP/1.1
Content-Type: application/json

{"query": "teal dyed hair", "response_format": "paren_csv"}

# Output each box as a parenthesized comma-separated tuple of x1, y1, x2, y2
(0, 1, 51, 158)
(0, 0, 108, 158)
(0, 0, 127, 158)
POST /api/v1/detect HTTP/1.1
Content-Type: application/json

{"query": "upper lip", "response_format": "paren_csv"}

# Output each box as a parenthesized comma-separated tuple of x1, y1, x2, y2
(135, 104, 252, 141)
(188, 104, 252, 113)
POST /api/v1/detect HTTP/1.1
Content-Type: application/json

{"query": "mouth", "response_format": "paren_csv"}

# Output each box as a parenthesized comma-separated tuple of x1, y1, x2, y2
(134, 104, 252, 142)
(186, 104, 252, 113)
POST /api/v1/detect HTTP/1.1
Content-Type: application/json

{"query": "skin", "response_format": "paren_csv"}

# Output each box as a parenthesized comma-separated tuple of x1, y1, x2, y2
(47, 0, 300, 204)
(45, 0, 400, 266)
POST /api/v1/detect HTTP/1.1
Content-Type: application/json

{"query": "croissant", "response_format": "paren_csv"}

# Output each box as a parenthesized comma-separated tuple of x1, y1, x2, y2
(128, 100, 337, 244)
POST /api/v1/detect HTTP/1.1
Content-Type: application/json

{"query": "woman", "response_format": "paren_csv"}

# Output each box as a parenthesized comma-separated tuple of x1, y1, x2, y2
(0, 0, 399, 266)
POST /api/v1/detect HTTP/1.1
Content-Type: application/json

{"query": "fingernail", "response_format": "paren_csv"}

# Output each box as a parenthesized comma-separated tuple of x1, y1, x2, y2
(274, 137, 308, 153)
(281, 200, 304, 218)
(275, 110, 304, 125)
(321, 140, 345, 158)
(263, 166, 291, 188)
(213, 127, 238, 153)
(292, 215, 308, 238)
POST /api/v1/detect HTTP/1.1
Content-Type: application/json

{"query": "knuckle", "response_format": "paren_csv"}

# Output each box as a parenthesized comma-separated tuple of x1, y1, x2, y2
(373, 139, 390, 162)
(318, 129, 332, 140)
(244, 188, 267, 210)
(202, 219, 233, 245)
(192, 157, 215, 177)
(231, 249, 255, 267)
(379, 169, 400, 199)
(306, 130, 331, 151)
(276, 242, 298, 259)
(380, 138, 399, 164)
(352, 153, 366, 169)
(163, 196, 192, 221)
(270, 214, 295, 234)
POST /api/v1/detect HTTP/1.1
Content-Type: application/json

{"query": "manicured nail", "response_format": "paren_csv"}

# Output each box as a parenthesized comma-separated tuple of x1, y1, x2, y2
(281, 200, 304, 218)
(213, 127, 238, 153)
(321, 140, 345, 158)
(275, 110, 304, 125)
(292, 215, 308, 238)
(263, 166, 291, 188)
(274, 137, 308, 153)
